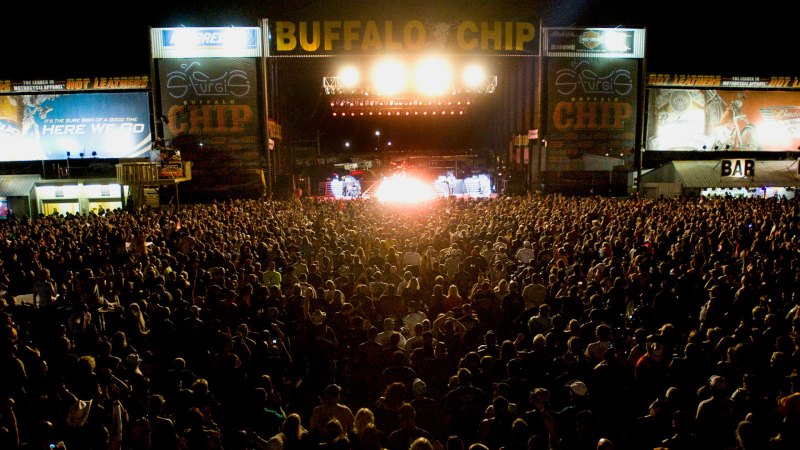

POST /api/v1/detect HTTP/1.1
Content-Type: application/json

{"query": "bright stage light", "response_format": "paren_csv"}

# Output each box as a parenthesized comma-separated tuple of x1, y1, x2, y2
(372, 58, 407, 95)
(375, 174, 437, 204)
(338, 65, 360, 89)
(414, 56, 452, 96)
(463, 64, 486, 89)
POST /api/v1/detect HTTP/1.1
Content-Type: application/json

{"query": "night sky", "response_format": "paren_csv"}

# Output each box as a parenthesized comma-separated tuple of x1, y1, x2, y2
(4, 0, 795, 81)
(4, 0, 795, 152)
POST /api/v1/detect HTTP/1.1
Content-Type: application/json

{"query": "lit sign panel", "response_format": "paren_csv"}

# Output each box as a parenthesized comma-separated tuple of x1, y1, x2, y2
(151, 27, 262, 58)
(84, 184, 119, 198)
(721, 159, 755, 178)
(36, 185, 81, 199)
(266, 19, 538, 56)
(544, 27, 645, 59)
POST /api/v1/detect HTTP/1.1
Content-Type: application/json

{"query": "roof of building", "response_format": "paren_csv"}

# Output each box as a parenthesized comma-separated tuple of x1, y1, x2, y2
(0, 174, 41, 197)
(642, 160, 800, 188)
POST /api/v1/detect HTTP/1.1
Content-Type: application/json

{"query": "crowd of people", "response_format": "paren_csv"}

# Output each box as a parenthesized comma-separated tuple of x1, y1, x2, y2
(0, 193, 799, 450)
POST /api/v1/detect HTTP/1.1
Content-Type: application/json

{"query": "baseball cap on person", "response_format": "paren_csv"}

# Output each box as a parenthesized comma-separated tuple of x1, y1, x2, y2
(566, 380, 588, 397)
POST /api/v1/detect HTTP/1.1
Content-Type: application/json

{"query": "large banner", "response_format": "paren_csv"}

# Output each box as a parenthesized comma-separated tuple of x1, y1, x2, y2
(158, 57, 263, 198)
(0, 92, 151, 162)
(544, 58, 638, 158)
(543, 28, 645, 59)
(646, 89, 800, 151)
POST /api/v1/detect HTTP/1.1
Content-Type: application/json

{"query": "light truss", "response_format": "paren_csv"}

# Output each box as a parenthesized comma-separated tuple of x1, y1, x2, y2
(323, 75, 496, 117)
(322, 75, 497, 96)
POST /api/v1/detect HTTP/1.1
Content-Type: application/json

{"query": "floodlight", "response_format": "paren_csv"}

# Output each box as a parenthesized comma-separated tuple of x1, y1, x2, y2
(463, 64, 487, 90)
(414, 56, 452, 96)
(338, 65, 360, 90)
(372, 58, 407, 95)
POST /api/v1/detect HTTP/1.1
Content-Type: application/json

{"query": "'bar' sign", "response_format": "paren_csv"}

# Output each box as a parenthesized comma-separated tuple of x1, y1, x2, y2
(721, 159, 754, 178)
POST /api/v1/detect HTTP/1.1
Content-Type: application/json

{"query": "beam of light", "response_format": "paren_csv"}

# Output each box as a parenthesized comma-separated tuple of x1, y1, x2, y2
(414, 56, 452, 96)
(375, 174, 436, 204)
(371, 58, 407, 95)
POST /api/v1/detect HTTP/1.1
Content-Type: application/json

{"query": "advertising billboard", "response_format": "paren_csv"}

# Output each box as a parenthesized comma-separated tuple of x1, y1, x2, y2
(544, 58, 638, 158)
(157, 57, 262, 198)
(0, 92, 151, 162)
(543, 28, 645, 59)
(646, 89, 800, 151)
(150, 27, 262, 59)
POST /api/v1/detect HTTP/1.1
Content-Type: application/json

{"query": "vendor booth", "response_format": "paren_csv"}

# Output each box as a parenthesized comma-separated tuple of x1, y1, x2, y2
(0, 175, 40, 218)
(640, 159, 800, 198)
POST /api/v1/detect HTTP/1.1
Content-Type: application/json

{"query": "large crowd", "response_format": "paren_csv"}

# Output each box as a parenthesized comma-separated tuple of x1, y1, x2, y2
(0, 193, 799, 450)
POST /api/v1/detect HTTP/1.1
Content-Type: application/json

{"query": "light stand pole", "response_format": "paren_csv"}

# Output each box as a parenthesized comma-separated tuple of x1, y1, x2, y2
(540, 140, 547, 192)
(375, 130, 384, 171)
(386, 140, 392, 171)
(260, 18, 273, 196)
